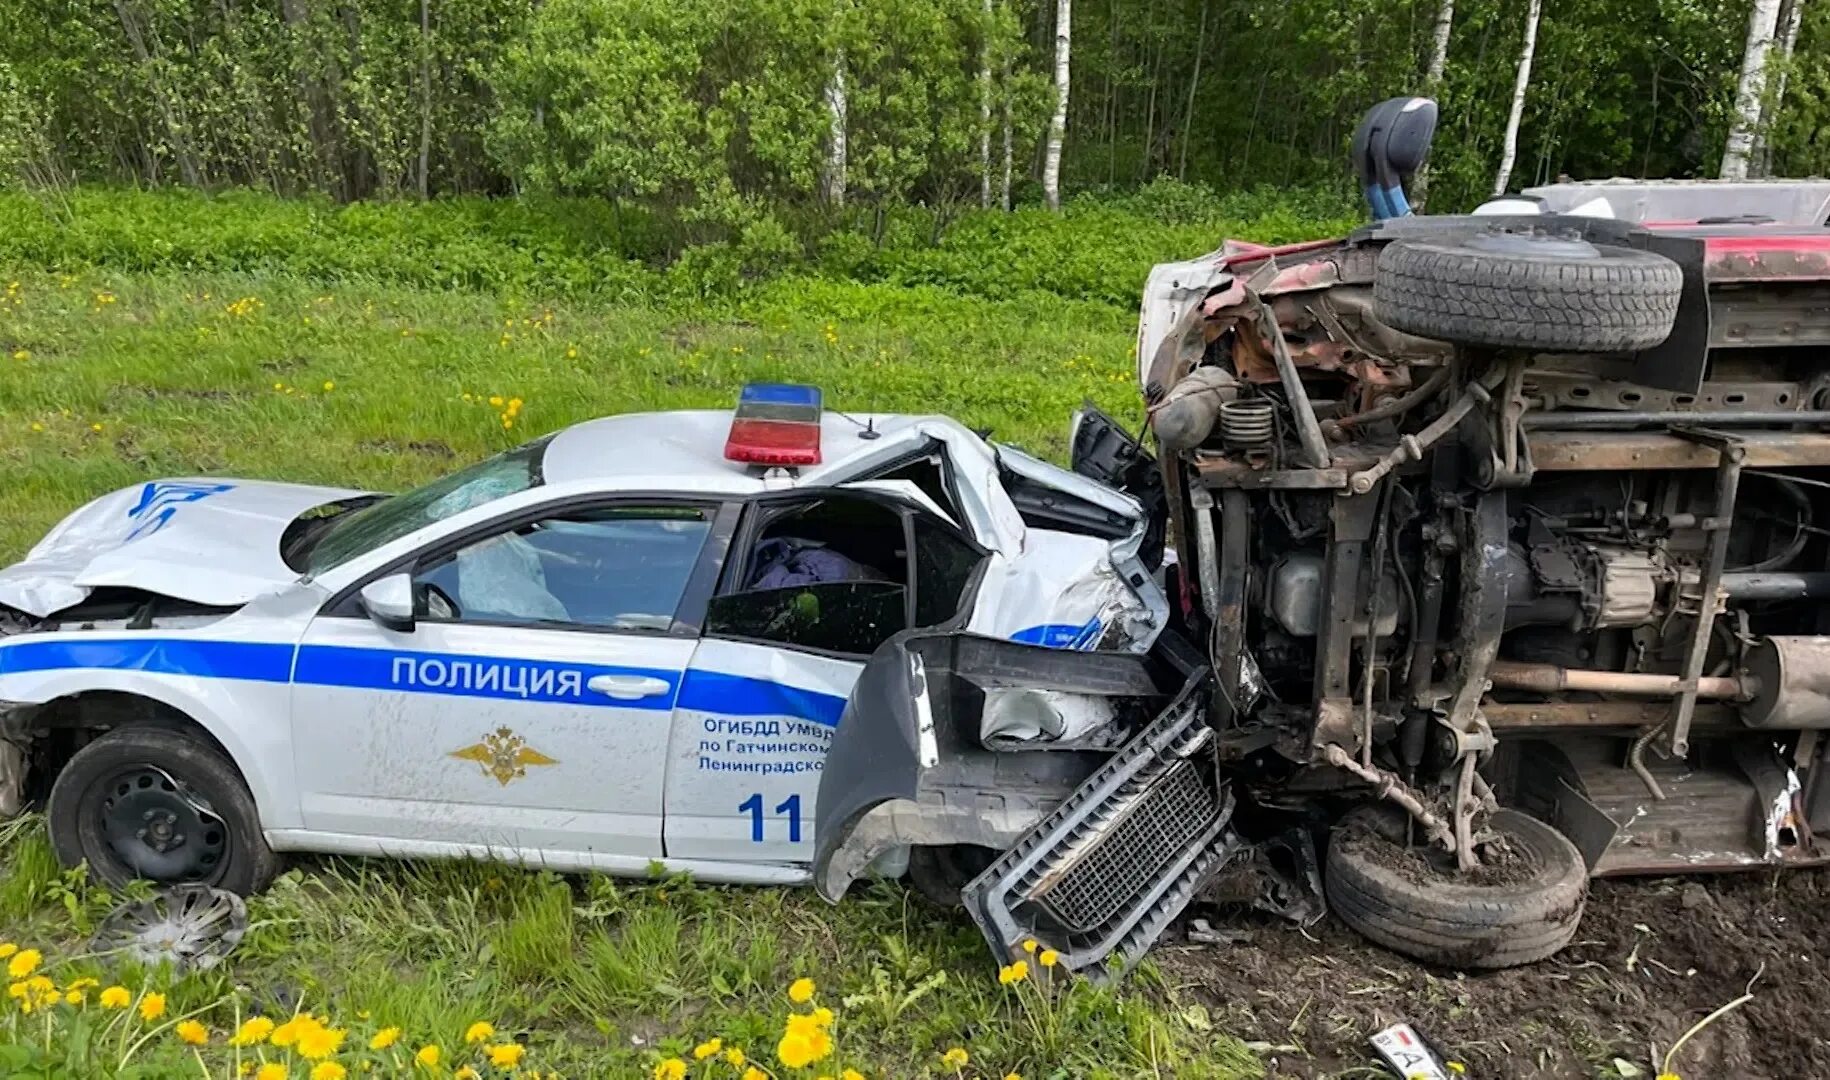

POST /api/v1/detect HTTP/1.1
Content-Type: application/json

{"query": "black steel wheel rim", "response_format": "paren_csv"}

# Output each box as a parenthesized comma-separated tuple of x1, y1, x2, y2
(94, 765, 228, 883)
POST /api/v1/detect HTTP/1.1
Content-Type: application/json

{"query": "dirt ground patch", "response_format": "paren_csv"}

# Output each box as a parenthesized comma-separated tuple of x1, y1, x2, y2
(1160, 870, 1830, 1078)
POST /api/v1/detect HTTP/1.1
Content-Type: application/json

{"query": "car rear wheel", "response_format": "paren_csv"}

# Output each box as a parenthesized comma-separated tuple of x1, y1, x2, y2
(1325, 804, 1586, 969)
(1374, 233, 1683, 353)
(48, 727, 279, 895)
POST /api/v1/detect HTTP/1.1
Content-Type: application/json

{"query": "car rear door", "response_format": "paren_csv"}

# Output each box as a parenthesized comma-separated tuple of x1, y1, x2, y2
(287, 497, 732, 863)
(662, 484, 987, 864)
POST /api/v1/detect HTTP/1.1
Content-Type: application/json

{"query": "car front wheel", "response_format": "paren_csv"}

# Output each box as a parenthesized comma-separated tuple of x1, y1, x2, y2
(48, 727, 279, 895)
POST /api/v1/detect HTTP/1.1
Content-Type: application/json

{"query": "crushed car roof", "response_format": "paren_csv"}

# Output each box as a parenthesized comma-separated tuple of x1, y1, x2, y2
(541, 410, 944, 489)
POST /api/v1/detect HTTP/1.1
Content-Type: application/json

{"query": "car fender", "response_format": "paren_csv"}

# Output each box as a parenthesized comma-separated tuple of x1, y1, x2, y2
(0, 638, 303, 831)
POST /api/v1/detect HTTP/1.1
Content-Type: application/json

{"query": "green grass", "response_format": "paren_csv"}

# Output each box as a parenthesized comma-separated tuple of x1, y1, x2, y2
(0, 183, 1328, 1075)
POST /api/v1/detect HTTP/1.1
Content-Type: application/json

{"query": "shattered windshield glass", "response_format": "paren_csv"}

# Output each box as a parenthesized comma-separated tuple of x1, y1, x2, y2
(299, 437, 552, 575)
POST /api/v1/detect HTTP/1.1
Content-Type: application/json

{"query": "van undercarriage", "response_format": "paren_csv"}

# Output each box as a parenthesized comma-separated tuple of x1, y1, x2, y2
(815, 159, 1830, 975)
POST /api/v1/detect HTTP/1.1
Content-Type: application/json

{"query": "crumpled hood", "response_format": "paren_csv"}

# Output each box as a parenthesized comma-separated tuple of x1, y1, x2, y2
(0, 478, 371, 618)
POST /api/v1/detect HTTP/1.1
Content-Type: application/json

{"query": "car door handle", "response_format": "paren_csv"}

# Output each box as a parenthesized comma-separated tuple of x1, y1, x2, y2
(586, 675, 672, 700)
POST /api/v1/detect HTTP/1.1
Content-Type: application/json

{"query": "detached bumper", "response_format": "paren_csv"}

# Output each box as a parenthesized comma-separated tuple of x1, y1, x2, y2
(811, 632, 1171, 902)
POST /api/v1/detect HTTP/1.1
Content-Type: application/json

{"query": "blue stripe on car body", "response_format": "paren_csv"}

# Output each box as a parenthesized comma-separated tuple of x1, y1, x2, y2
(0, 636, 850, 727)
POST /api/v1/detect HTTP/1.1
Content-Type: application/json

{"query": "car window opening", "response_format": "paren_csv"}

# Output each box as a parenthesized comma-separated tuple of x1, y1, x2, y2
(417, 505, 713, 633)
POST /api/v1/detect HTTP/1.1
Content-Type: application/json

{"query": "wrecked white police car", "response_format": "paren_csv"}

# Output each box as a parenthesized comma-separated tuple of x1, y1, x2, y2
(0, 385, 1165, 895)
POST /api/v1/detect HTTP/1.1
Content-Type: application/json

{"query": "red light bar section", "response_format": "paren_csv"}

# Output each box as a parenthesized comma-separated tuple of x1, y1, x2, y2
(725, 383, 823, 466)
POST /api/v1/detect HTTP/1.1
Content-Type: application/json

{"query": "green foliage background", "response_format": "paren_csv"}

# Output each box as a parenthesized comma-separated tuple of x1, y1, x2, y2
(0, 0, 1825, 225)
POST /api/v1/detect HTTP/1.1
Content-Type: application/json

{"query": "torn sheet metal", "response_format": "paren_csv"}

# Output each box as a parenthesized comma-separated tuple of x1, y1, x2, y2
(0, 479, 367, 618)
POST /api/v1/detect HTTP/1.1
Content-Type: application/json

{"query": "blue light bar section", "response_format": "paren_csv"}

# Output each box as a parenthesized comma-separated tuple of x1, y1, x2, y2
(739, 383, 822, 409)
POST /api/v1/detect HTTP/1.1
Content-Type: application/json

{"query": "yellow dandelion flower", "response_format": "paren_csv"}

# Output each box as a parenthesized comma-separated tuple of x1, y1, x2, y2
(311, 1065, 347, 1080)
(725, 1047, 747, 1067)
(998, 960, 1029, 985)
(0, 944, 14, 960)
(12, 349, 27, 361)
(322, 381, 335, 392)
(139, 992, 167, 1021)
(7, 949, 39, 978)
(414, 1045, 441, 1068)
(488, 396, 504, 407)
(257, 1065, 288, 1080)
(369, 1026, 400, 1050)
(1021, 940, 1038, 954)
(693, 1038, 723, 1060)
(502, 417, 514, 430)
(64, 989, 84, 1006)
(455, 1069, 480, 1080)
(742, 1070, 767, 1080)
(788, 977, 816, 1003)
(176, 1019, 209, 1045)
(777, 1031, 818, 1070)
(99, 986, 130, 1009)
(1039, 949, 1059, 969)
(464, 1021, 495, 1044)
(487, 1043, 526, 1069)
(812, 1006, 834, 1028)
(652, 1061, 687, 1080)
(239, 1062, 253, 1077)
(295, 1023, 346, 1060)
(1003, 1074, 1022, 1080)
(566, 347, 578, 359)
(232, 1017, 275, 1046)
(942, 1047, 970, 1068)
(271, 1015, 310, 1047)
(29, 422, 41, 433)
(843, 1070, 867, 1080)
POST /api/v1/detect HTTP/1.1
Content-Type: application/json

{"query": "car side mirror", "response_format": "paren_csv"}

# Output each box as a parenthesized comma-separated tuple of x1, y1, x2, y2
(359, 573, 416, 632)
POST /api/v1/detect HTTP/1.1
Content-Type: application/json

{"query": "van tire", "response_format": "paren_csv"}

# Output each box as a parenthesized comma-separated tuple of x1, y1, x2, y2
(1325, 805, 1586, 969)
(48, 727, 279, 896)
(1374, 236, 1682, 353)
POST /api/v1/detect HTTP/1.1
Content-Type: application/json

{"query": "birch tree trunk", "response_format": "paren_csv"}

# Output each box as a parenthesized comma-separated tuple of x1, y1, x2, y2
(1411, 0, 1454, 205)
(416, 0, 432, 198)
(822, 48, 848, 206)
(979, 0, 992, 207)
(1000, 54, 1013, 210)
(1177, 0, 1209, 181)
(1753, 0, 1804, 177)
(1042, 0, 1070, 211)
(1721, 0, 1783, 180)
(1492, 0, 1540, 196)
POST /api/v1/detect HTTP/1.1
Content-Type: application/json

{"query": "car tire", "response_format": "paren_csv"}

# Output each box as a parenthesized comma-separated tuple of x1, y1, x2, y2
(1325, 805, 1586, 969)
(48, 726, 279, 896)
(1373, 234, 1683, 353)
(907, 844, 998, 908)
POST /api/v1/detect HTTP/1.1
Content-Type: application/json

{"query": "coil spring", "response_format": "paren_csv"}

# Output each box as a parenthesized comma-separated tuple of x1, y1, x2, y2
(1219, 400, 1275, 450)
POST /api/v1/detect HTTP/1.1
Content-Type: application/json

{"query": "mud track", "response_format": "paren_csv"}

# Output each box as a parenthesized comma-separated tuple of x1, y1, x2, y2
(1162, 870, 1830, 1077)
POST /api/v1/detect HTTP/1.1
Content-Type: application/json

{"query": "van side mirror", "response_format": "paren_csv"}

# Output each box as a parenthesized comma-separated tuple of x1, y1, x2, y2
(359, 573, 416, 632)
(1351, 97, 1438, 220)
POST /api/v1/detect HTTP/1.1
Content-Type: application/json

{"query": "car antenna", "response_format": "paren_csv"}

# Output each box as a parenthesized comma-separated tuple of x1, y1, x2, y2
(831, 408, 881, 440)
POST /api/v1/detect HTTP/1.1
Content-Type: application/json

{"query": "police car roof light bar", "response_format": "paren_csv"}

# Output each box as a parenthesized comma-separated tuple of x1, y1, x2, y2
(725, 383, 823, 466)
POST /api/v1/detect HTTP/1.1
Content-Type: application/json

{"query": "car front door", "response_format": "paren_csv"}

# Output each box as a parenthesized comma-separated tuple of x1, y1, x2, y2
(663, 485, 987, 864)
(288, 498, 730, 863)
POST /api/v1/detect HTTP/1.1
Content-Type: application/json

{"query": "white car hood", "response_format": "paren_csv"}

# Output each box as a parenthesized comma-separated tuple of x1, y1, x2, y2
(0, 479, 370, 618)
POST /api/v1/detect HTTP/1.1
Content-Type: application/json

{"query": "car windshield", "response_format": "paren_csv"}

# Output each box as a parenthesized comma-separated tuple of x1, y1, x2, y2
(300, 438, 551, 575)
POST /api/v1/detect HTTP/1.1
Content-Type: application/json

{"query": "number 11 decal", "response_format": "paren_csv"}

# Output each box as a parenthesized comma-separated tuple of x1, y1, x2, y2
(740, 793, 803, 843)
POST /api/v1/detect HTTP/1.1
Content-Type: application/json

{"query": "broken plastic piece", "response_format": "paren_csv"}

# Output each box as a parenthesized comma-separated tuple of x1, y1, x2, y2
(1369, 1022, 1454, 1080)
(92, 884, 247, 971)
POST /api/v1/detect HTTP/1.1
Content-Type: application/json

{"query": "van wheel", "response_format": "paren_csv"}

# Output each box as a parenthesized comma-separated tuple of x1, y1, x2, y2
(1374, 234, 1682, 353)
(48, 727, 279, 896)
(1325, 805, 1586, 969)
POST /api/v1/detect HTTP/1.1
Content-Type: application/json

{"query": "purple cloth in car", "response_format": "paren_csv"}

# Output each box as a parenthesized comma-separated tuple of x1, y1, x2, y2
(750, 538, 879, 589)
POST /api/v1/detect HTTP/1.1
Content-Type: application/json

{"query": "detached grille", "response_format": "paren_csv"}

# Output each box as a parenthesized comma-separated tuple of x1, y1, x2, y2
(1031, 761, 1217, 933)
